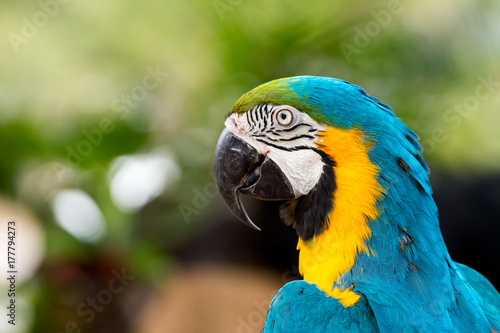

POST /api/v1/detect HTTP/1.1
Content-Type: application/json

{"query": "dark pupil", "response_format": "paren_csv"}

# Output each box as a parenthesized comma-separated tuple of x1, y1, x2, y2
(280, 113, 287, 120)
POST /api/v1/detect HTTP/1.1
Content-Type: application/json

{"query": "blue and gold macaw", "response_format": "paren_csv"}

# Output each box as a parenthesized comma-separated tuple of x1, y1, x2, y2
(213, 76, 500, 332)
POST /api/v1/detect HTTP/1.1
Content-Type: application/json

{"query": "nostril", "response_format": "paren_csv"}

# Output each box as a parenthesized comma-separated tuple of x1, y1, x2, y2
(243, 165, 261, 188)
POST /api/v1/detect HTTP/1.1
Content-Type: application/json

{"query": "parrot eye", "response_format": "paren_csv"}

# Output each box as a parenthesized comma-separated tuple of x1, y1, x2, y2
(276, 109, 293, 126)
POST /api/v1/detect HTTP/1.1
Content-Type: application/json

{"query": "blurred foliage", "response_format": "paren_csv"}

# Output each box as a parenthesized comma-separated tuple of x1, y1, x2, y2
(0, 0, 499, 332)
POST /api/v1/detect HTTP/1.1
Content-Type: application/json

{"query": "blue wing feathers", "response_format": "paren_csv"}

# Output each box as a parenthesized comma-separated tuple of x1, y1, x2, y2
(454, 263, 500, 329)
(263, 281, 379, 333)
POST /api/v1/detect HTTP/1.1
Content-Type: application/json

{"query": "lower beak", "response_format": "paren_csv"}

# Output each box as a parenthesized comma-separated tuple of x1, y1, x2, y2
(214, 128, 295, 230)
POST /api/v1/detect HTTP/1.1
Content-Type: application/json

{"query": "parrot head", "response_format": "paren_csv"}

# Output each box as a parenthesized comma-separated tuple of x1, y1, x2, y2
(214, 75, 429, 244)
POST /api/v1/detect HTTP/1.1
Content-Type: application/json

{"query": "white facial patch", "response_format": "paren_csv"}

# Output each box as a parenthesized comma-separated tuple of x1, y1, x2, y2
(225, 105, 327, 197)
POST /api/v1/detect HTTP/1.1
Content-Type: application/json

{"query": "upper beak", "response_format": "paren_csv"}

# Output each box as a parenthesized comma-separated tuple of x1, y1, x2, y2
(214, 128, 296, 230)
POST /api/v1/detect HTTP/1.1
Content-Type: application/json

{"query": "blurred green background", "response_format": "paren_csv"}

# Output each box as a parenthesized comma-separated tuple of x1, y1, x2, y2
(1, 0, 499, 332)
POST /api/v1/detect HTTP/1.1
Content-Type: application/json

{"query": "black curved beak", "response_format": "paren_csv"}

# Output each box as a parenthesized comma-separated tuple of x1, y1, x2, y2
(214, 128, 295, 230)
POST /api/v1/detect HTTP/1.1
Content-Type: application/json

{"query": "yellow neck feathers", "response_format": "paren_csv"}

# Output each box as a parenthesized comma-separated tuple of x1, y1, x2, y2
(297, 126, 384, 306)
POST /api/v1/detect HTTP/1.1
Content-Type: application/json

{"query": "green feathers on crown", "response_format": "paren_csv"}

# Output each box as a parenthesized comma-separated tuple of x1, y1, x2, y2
(231, 77, 315, 115)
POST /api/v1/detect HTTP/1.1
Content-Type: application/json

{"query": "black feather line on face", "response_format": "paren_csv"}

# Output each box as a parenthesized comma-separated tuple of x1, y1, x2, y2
(254, 138, 312, 152)
(275, 123, 313, 132)
(279, 149, 336, 241)
(252, 134, 316, 142)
